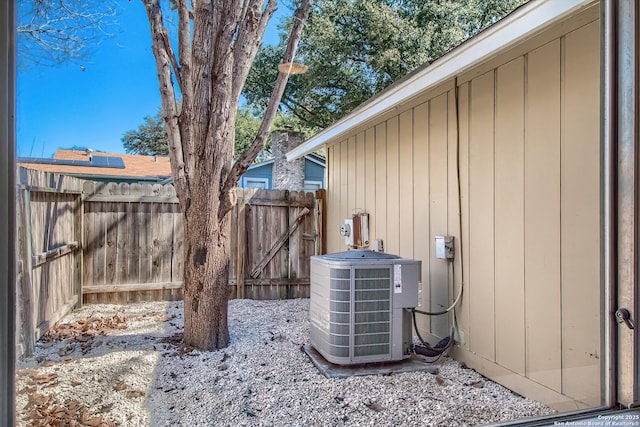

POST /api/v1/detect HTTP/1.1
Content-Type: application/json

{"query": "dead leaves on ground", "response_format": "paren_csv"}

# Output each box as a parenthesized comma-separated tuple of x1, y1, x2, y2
(113, 380, 128, 392)
(39, 314, 127, 356)
(31, 372, 58, 388)
(113, 380, 146, 399)
(42, 314, 127, 344)
(19, 370, 139, 426)
(24, 392, 116, 427)
(125, 390, 146, 399)
(19, 370, 59, 388)
(19, 312, 175, 425)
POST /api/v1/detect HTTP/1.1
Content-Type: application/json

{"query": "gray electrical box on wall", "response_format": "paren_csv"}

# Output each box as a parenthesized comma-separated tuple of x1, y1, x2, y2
(435, 236, 454, 259)
(340, 219, 354, 247)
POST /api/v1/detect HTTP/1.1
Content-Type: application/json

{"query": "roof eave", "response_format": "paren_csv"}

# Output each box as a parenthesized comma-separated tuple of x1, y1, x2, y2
(287, 0, 595, 161)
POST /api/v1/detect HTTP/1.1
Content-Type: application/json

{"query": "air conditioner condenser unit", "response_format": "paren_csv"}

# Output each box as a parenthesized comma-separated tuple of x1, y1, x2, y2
(309, 250, 421, 365)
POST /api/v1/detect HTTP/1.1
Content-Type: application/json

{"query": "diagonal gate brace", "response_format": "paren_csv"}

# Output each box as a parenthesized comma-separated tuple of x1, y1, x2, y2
(250, 207, 310, 279)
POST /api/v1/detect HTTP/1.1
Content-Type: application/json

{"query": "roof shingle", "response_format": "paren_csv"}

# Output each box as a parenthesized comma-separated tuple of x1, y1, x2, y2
(18, 150, 172, 179)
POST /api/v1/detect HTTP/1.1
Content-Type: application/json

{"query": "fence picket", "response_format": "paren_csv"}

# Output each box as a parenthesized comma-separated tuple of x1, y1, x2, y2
(139, 184, 154, 284)
(115, 183, 129, 285)
(160, 185, 174, 283)
(82, 181, 95, 290)
(128, 183, 142, 284)
(104, 182, 118, 286)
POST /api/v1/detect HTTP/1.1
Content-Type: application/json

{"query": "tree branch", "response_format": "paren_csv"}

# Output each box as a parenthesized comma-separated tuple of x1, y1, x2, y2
(161, 25, 182, 91)
(142, 0, 188, 203)
(17, 0, 118, 67)
(220, 0, 313, 220)
(176, 0, 194, 188)
(231, 0, 278, 103)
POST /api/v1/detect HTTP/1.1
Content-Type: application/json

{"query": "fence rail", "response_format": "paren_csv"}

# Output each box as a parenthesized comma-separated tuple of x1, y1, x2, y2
(16, 168, 325, 356)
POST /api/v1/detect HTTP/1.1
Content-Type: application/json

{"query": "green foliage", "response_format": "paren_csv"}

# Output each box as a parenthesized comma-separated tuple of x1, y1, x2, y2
(123, 107, 308, 161)
(244, 0, 526, 130)
(235, 108, 316, 161)
(235, 109, 262, 160)
(122, 112, 169, 156)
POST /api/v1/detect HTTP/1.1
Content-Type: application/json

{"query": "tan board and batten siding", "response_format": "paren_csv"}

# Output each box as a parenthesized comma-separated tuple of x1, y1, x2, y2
(325, 7, 601, 411)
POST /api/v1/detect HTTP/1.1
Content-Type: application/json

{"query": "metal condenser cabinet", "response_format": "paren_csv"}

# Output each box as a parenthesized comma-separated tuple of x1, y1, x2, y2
(309, 250, 420, 365)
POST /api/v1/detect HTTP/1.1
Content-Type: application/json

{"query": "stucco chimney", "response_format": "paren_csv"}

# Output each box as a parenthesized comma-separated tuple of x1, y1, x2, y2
(272, 130, 305, 191)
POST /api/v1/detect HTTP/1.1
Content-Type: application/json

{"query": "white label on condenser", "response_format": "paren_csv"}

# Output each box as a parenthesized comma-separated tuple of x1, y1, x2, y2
(394, 264, 402, 294)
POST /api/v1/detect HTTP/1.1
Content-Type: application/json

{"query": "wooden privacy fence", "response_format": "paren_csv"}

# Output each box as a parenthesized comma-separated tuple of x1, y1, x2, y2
(82, 181, 184, 303)
(17, 168, 325, 354)
(16, 168, 325, 355)
(82, 185, 324, 303)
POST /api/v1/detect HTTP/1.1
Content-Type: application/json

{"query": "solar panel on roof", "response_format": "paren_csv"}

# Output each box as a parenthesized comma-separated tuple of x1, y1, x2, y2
(91, 156, 125, 168)
(19, 155, 126, 169)
(18, 157, 89, 167)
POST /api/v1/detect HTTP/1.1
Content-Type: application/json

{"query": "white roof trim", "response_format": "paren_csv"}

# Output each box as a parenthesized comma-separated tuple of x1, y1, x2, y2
(247, 154, 325, 169)
(305, 154, 326, 167)
(247, 158, 275, 170)
(287, 0, 595, 161)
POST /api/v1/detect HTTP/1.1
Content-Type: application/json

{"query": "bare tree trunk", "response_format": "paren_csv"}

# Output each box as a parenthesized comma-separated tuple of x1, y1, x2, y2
(183, 213, 231, 349)
(180, 119, 234, 349)
(142, 0, 313, 351)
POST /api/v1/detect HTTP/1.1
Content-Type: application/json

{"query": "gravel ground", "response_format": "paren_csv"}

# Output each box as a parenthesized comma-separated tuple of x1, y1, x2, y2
(16, 299, 554, 426)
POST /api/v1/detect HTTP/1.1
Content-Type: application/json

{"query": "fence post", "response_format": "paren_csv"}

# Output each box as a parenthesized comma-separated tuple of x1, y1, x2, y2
(73, 192, 83, 308)
(17, 186, 34, 356)
(315, 189, 326, 255)
(236, 189, 247, 299)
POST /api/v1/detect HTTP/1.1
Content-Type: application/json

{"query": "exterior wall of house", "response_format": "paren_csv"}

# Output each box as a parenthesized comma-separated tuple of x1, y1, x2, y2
(325, 8, 601, 411)
(240, 158, 326, 191)
(304, 158, 325, 187)
(240, 163, 273, 189)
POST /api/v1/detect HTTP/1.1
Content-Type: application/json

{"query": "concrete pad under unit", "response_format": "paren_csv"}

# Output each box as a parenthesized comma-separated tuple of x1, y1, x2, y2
(303, 344, 440, 379)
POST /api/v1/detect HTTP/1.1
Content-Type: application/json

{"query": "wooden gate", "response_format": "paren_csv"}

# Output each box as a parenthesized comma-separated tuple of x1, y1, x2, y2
(16, 169, 84, 356)
(230, 188, 324, 300)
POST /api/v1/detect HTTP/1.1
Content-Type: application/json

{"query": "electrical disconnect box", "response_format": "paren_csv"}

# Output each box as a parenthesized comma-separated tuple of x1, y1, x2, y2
(435, 236, 454, 260)
(340, 219, 354, 247)
(340, 212, 370, 248)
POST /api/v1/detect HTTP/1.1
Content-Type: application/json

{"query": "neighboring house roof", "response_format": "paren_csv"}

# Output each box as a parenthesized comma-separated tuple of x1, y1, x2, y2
(18, 150, 172, 181)
(304, 152, 326, 167)
(247, 158, 275, 169)
(287, 0, 595, 160)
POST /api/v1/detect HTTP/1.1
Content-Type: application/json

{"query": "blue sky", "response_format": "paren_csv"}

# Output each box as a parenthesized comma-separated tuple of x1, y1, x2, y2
(17, 2, 287, 158)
